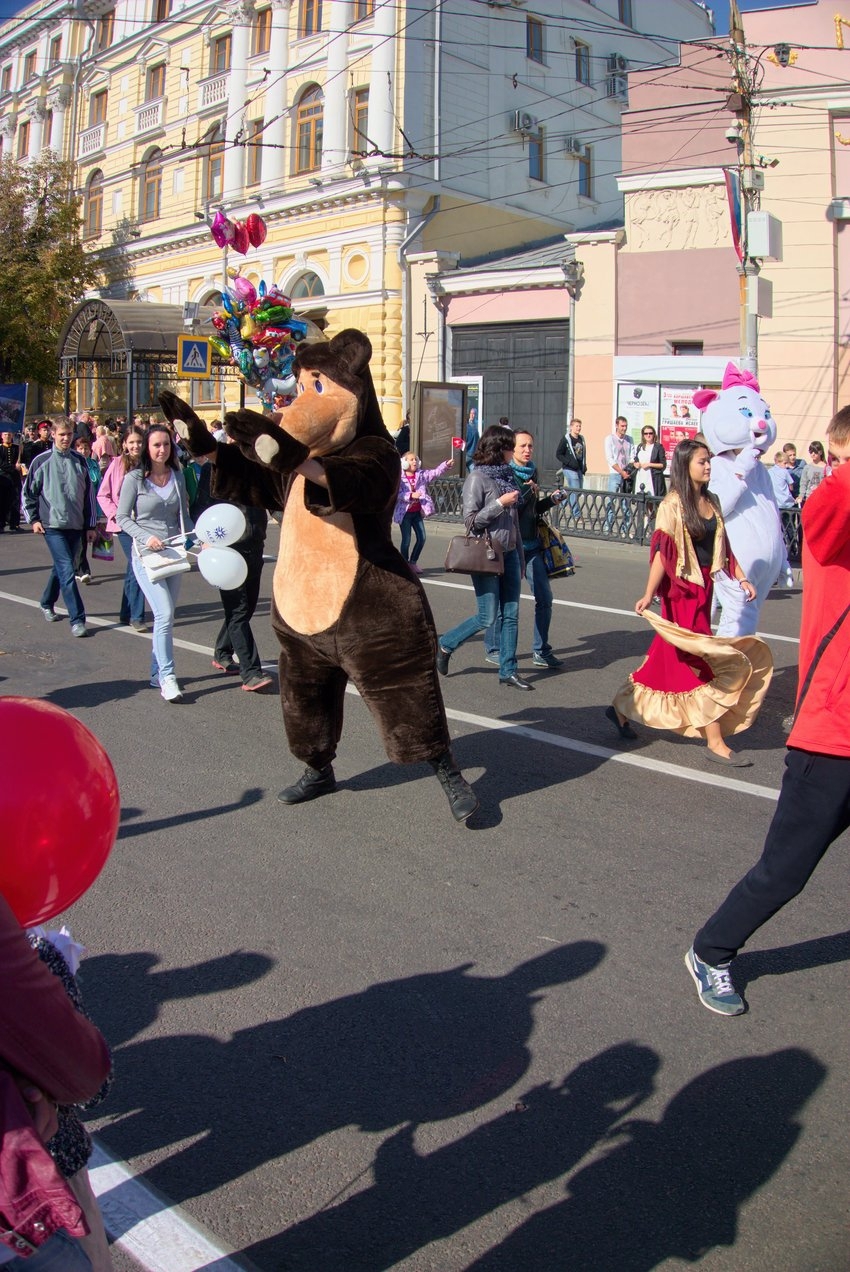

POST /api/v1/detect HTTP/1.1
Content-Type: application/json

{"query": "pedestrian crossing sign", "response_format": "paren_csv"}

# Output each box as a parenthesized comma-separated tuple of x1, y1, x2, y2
(177, 335, 212, 379)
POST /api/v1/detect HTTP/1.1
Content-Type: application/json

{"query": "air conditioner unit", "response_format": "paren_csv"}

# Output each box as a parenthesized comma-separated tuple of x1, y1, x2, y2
(607, 53, 629, 74)
(513, 110, 539, 135)
(564, 136, 584, 156)
(607, 74, 628, 102)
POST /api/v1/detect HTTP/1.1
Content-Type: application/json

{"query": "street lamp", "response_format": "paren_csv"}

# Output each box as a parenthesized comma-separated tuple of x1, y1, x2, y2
(562, 258, 585, 425)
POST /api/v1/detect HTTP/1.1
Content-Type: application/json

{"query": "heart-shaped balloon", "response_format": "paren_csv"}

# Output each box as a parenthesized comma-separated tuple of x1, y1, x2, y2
(246, 212, 267, 247)
(232, 220, 251, 255)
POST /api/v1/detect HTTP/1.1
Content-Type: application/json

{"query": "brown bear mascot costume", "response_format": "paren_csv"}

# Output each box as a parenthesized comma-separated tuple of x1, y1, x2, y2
(159, 329, 478, 821)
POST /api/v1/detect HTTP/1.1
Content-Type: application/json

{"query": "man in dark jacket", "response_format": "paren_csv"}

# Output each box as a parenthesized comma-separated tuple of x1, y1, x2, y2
(686, 408, 850, 1015)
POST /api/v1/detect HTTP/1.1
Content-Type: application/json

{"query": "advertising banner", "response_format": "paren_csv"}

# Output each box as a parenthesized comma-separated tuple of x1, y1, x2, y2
(616, 383, 659, 445)
(0, 384, 28, 434)
(659, 385, 701, 461)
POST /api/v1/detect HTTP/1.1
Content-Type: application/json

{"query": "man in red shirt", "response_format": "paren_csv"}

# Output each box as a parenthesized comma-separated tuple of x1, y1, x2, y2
(685, 406, 850, 1015)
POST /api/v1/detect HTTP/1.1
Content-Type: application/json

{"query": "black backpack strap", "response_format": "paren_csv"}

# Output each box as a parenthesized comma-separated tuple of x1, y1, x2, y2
(793, 600, 850, 726)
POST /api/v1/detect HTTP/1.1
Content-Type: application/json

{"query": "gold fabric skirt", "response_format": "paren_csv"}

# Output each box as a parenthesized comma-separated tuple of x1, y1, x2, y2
(613, 611, 774, 739)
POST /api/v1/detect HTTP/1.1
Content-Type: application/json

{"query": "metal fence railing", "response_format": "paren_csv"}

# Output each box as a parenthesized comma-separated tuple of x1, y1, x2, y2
(428, 478, 803, 563)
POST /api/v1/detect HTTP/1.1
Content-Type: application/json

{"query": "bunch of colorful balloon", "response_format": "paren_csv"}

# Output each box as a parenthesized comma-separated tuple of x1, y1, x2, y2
(207, 209, 309, 411)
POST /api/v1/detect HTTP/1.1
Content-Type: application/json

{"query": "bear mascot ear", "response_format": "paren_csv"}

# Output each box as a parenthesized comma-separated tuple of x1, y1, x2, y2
(327, 329, 372, 378)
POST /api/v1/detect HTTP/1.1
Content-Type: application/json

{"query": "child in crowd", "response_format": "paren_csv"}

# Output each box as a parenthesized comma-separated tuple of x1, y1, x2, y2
(393, 452, 455, 573)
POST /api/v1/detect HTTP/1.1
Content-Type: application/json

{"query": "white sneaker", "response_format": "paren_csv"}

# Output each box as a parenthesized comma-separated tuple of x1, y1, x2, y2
(160, 675, 183, 702)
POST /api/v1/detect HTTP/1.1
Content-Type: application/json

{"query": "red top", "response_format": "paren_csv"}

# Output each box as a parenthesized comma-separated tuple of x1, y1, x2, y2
(787, 463, 850, 758)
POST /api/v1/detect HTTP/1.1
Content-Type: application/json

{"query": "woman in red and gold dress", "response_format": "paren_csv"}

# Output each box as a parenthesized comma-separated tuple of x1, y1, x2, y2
(606, 439, 772, 767)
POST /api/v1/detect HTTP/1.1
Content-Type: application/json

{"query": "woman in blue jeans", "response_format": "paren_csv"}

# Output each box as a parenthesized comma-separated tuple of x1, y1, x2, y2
(436, 425, 532, 690)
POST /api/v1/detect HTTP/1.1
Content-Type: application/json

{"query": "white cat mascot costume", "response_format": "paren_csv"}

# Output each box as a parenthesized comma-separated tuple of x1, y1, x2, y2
(693, 363, 786, 637)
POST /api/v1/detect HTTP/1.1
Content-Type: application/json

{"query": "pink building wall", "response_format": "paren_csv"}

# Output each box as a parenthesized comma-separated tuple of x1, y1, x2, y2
(447, 290, 569, 325)
(618, 249, 740, 355)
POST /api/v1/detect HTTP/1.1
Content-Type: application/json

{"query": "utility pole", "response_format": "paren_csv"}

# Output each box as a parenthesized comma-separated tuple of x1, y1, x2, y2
(729, 0, 761, 374)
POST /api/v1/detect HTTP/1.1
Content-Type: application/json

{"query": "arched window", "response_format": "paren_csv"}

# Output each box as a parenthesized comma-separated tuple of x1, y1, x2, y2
(294, 85, 323, 174)
(290, 271, 324, 299)
(85, 169, 104, 238)
(141, 148, 162, 222)
(204, 125, 224, 202)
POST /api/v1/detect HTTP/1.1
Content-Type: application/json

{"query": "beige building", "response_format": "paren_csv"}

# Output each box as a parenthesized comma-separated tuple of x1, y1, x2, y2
(0, 0, 713, 428)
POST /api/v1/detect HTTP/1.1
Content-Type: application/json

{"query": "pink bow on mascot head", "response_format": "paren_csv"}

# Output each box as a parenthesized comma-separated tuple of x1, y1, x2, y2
(692, 363, 760, 412)
(695, 362, 776, 457)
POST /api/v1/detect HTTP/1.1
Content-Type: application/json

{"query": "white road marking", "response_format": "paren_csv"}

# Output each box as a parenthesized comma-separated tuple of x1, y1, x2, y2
(422, 577, 802, 644)
(88, 1141, 249, 1271)
(1, 589, 781, 802)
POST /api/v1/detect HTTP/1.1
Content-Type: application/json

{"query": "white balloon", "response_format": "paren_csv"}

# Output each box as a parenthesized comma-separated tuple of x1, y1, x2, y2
(194, 503, 247, 548)
(197, 546, 248, 590)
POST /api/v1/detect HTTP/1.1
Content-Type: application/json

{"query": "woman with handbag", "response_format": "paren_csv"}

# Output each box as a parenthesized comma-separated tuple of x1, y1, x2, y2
(97, 425, 149, 632)
(117, 425, 194, 702)
(437, 425, 533, 690)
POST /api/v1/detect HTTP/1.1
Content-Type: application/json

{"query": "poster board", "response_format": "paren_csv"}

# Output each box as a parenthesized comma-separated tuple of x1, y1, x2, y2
(413, 381, 467, 474)
(0, 384, 28, 436)
(616, 383, 659, 446)
(659, 385, 701, 462)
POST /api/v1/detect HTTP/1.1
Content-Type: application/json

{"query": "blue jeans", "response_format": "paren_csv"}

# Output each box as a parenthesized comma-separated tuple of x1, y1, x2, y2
(40, 529, 85, 624)
(117, 531, 147, 624)
(605, 474, 630, 535)
(399, 511, 426, 562)
(7, 1230, 92, 1269)
(562, 468, 583, 518)
(439, 548, 522, 678)
(132, 555, 182, 683)
(486, 546, 553, 657)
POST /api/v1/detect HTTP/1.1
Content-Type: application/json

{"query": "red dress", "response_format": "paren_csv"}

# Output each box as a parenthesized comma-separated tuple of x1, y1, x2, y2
(614, 519, 773, 739)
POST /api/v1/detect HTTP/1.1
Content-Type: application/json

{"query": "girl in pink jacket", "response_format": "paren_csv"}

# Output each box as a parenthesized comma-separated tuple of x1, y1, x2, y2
(393, 452, 455, 573)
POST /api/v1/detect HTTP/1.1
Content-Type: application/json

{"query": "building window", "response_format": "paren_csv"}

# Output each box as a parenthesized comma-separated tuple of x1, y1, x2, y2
(352, 86, 368, 151)
(23, 50, 37, 81)
(17, 120, 30, 158)
(246, 118, 263, 185)
(527, 16, 544, 63)
(197, 374, 221, 405)
(252, 6, 271, 55)
(298, 0, 322, 38)
(1, 67, 11, 94)
(578, 145, 592, 197)
(89, 90, 108, 126)
(529, 130, 544, 181)
(85, 170, 104, 237)
(49, 36, 62, 65)
(575, 40, 591, 85)
(212, 34, 232, 74)
(141, 148, 162, 221)
(153, 0, 170, 21)
(204, 126, 224, 201)
(290, 271, 324, 298)
(353, 0, 374, 19)
(294, 84, 323, 173)
(95, 13, 113, 51)
(146, 63, 165, 100)
(670, 341, 704, 357)
(618, 0, 634, 26)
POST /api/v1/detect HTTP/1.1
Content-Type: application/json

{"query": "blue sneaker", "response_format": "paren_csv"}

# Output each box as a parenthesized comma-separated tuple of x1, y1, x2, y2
(484, 653, 500, 666)
(685, 946, 745, 1016)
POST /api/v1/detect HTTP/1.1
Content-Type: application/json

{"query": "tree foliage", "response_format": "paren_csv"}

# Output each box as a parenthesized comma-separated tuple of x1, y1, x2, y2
(0, 153, 100, 386)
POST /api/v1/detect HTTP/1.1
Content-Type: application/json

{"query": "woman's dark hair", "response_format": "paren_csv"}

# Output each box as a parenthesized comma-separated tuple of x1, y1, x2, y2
(472, 424, 515, 467)
(808, 440, 825, 463)
(641, 426, 658, 443)
(670, 438, 718, 541)
(121, 424, 147, 475)
(140, 424, 179, 477)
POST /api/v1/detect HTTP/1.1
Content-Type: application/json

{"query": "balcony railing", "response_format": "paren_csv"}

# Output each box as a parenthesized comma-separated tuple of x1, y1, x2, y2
(134, 97, 165, 136)
(198, 74, 228, 111)
(78, 121, 106, 157)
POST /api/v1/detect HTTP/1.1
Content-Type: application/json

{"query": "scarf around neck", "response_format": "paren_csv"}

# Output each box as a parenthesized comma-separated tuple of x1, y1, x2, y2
(476, 462, 518, 497)
(510, 458, 536, 484)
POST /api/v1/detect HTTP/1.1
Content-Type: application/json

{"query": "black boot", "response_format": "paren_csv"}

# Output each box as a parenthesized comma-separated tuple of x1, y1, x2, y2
(277, 764, 337, 805)
(429, 751, 479, 823)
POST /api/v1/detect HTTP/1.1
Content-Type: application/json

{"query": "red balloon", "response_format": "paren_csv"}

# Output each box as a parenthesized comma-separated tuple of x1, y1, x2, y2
(246, 212, 267, 248)
(0, 698, 120, 925)
(231, 220, 250, 255)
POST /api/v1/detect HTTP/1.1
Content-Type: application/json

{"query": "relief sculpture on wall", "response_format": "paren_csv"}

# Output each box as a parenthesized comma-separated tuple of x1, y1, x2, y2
(626, 185, 729, 253)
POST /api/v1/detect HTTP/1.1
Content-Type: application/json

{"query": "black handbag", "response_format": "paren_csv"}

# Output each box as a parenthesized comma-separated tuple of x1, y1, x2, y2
(444, 529, 504, 575)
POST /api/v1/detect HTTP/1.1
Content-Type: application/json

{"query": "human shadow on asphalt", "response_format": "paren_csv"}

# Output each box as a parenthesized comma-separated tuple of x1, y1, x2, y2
(83, 949, 276, 1049)
(45, 678, 157, 708)
(115, 788, 265, 839)
(244, 1041, 659, 1271)
(86, 943, 605, 1214)
(734, 928, 850, 990)
(460, 1048, 825, 1272)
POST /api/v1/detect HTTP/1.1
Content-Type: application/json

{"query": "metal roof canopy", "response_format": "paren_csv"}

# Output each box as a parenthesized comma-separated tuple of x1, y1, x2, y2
(57, 298, 241, 418)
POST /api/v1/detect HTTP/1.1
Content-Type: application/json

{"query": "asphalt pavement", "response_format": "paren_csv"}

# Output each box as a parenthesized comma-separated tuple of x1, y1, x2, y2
(0, 522, 846, 1272)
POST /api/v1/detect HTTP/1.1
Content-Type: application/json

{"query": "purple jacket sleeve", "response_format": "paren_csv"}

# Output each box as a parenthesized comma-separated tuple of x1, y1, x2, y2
(0, 894, 110, 1104)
